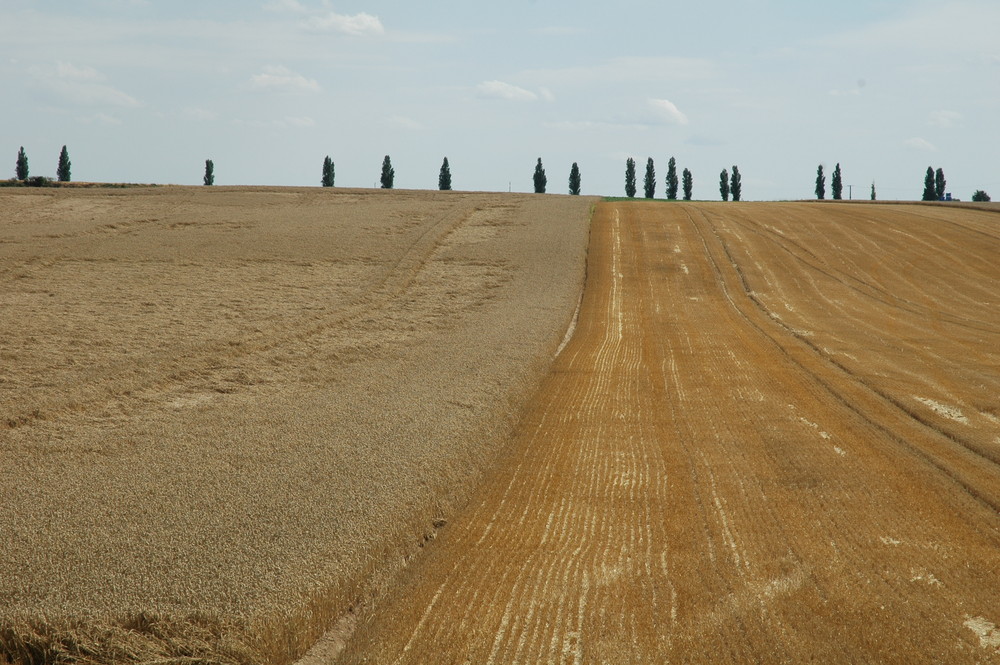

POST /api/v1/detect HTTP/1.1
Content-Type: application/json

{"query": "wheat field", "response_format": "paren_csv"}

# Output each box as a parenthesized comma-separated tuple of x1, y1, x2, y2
(337, 201, 1000, 664)
(0, 186, 595, 664)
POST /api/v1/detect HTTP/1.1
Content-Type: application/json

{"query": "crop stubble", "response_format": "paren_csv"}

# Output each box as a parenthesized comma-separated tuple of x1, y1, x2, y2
(0, 187, 593, 663)
(338, 201, 1000, 663)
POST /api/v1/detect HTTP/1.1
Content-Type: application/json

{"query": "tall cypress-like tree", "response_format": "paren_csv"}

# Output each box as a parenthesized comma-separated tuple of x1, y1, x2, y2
(922, 166, 936, 201)
(533, 158, 547, 193)
(832, 163, 843, 200)
(321, 156, 335, 187)
(871, 182, 877, 201)
(643, 157, 656, 198)
(568, 162, 581, 195)
(625, 158, 637, 198)
(380, 155, 395, 189)
(730, 165, 742, 201)
(16, 147, 28, 180)
(439, 157, 452, 190)
(719, 168, 730, 201)
(666, 157, 679, 200)
(815, 164, 826, 199)
(682, 168, 693, 201)
(203, 159, 214, 186)
(935, 168, 946, 200)
(56, 145, 71, 182)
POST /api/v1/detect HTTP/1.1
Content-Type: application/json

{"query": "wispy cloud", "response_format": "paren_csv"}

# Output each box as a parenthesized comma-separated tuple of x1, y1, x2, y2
(928, 110, 962, 128)
(249, 65, 320, 92)
(305, 11, 384, 36)
(648, 98, 689, 125)
(385, 115, 423, 130)
(30, 61, 140, 108)
(477, 80, 539, 102)
(903, 137, 937, 152)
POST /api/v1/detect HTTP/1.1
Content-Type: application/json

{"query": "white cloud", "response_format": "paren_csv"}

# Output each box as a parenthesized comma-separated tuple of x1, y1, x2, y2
(522, 56, 716, 88)
(262, 0, 307, 12)
(56, 61, 102, 81)
(305, 11, 384, 36)
(182, 106, 218, 121)
(903, 137, 937, 152)
(387, 115, 423, 130)
(250, 65, 320, 92)
(648, 98, 689, 125)
(30, 61, 140, 108)
(284, 116, 315, 127)
(477, 80, 538, 101)
(929, 110, 962, 128)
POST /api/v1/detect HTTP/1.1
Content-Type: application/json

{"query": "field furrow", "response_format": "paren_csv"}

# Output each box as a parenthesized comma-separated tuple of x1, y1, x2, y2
(337, 201, 1000, 664)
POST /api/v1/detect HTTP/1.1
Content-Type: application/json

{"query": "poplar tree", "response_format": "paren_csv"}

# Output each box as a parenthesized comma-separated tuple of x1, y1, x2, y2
(643, 157, 656, 198)
(922, 167, 936, 201)
(682, 168, 693, 200)
(321, 156, 335, 187)
(625, 158, 637, 198)
(815, 164, 826, 199)
(203, 159, 214, 186)
(533, 158, 547, 193)
(666, 156, 679, 200)
(935, 168, 946, 200)
(57, 145, 71, 182)
(16, 147, 28, 180)
(719, 168, 730, 201)
(380, 155, 395, 189)
(730, 165, 742, 201)
(832, 163, 843, 200)
(871, 182, 877, 201)
(439, 157, 452, 190)
(568, 162, 581, 195)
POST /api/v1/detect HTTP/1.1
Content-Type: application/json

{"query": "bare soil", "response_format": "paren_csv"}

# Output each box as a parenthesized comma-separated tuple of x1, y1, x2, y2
(337, 201, 1000, 664)
(0, 186, 594, 664)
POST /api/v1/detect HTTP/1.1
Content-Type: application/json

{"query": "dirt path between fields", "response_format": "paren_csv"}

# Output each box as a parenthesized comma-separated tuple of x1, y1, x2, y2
(335, 201, 1000, 663)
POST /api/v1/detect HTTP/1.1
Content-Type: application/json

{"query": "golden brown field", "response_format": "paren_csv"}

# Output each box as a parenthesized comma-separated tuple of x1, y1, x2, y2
(0, 186, 594, 664)
(337, 201, 1000, 664)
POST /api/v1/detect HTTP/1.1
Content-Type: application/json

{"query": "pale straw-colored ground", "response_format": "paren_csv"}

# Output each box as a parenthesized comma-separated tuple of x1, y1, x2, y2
(0, 186, 594, 664)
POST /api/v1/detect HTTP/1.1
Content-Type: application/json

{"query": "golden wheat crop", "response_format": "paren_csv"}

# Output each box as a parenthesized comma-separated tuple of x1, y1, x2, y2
(0, 186, 595, 664)
(338, 201, 1000, 664)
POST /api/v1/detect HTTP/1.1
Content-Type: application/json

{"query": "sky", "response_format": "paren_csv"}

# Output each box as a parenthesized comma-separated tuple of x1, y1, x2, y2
(2, 0, 998, 200)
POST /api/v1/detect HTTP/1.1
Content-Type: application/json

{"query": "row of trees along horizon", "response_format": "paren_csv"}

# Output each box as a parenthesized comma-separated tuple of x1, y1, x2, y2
(814, 163, 992, 202)
(8, 146, 993, 202)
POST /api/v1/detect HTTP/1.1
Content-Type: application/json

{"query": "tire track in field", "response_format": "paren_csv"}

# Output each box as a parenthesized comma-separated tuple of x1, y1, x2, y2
(337, 202, 1000, 664)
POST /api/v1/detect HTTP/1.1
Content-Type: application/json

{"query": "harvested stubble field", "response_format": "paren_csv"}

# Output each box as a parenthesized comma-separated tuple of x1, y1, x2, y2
(336, 201, 1000, 664)
(0, 186, 594, 664)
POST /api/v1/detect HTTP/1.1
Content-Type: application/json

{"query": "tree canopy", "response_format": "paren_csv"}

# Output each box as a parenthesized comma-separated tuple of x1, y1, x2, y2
(666, 157, 679, 200)
(682, 168, 693, 201)
(57, 145, 71, 182)
(832, 163, 843, 200)
(533, 158, 547, 193)
(922, 167, 937, 201)
(625, 158, 637, 198)
(730, 165, 742, 201)
(380, 155, 395, 189)
(643, 158, 656, 199)
(568, 162, 581, 195)
(439, 157, 452, 191)
(321, 156, 335, 187)
(815, 164, 825, 200)
(15, 147, 28, 180)
(203, 159, 214, 186)
(719, 168, 730, 201)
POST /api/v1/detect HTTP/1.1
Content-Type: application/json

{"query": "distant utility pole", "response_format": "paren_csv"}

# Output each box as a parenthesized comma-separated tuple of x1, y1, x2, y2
(848, 184, 853, 200)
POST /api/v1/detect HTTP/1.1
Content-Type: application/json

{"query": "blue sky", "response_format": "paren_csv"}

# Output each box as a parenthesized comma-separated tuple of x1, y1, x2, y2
(2, 0, 997, 199)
